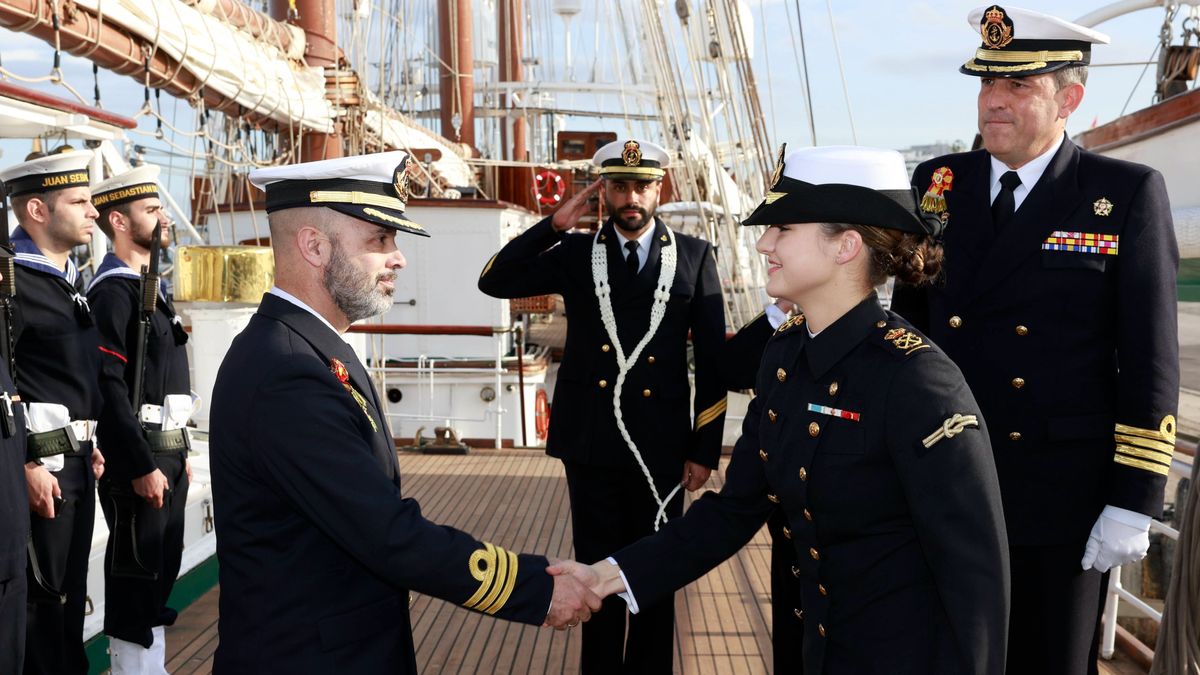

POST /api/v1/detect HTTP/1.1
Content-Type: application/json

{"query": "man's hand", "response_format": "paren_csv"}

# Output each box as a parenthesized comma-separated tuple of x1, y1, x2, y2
(185, 458, 193, 484)
(25, 462, 61, 518)
(91, 447, 105, 481)
(133, 468, 170, 509)
(547, 559, 628, 599)
(543, 563, 602, 629)
(681, 460, 712, 492)
(551, 179, 602, 232)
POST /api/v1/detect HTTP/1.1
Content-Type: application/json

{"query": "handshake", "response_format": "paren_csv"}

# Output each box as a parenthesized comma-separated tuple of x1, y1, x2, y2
(540, 559, 630, 629)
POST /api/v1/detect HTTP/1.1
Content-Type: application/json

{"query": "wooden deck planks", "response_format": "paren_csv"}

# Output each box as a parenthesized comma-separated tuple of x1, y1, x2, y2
(161, 449, 1147, 674)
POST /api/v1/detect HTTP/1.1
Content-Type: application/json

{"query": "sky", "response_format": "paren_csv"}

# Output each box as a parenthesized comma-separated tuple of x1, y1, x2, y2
(0, 0, 1183, 210)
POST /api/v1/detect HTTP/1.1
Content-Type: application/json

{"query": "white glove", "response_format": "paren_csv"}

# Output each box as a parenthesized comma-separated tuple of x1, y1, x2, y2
(1081, 505, 1152, 573)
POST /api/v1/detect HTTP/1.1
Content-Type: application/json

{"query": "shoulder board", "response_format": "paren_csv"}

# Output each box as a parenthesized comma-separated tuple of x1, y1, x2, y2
(873, 323, 933, 359)
(774, 313, 806, 335)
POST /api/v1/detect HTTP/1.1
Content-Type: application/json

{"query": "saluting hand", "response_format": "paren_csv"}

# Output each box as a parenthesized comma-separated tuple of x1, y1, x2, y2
(24, 462, 61, 518)
(551, 179, 602, 232)
(133, 468, 171, 509)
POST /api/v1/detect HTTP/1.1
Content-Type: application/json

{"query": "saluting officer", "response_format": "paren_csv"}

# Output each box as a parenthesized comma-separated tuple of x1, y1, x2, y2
(0, 148, 106, 675)
(88, 165, 192, 674)
(479, 138, 728, 672)
(0, 244, 30, 674)
(209, 152, 599, 674)
(893, 7, 1179, 674)
(560, 145, 1010, 675)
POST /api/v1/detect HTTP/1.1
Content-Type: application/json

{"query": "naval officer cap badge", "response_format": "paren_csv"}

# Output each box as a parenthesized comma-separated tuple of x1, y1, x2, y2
(593, 138, 669, 181)
(742, 145, 944, 238)
(249, 151, 428, 237)
(960, 5, 1110, 77)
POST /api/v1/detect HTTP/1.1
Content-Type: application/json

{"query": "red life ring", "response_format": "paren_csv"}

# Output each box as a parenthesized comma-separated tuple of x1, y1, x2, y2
(533, 170, 566, 206)
(535, 388, 550, 441)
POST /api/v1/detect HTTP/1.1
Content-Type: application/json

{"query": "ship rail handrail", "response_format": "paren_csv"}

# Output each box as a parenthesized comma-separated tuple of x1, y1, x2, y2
(1101, 437, 1195, 669)
(346, 323, 528, 447)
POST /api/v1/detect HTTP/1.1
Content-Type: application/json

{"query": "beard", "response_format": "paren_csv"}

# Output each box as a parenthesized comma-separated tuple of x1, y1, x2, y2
(605, 197, 657, 233)
(324, 238, 396, 323)
(131, 221, 167, 251)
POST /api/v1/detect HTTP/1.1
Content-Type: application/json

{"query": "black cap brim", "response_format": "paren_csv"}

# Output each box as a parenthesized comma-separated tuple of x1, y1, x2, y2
(741, 178, 943, 237)
(325, 203, 429, 238)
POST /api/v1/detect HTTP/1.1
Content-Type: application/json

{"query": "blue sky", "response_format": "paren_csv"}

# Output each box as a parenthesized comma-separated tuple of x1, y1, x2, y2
(0, 0, 1180, 208)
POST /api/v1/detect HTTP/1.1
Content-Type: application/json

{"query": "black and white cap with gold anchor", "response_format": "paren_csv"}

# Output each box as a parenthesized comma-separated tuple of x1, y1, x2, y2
(960, 5, 1110, 77)
(591, 138, 670, 181)
(249, 151, 427, 237)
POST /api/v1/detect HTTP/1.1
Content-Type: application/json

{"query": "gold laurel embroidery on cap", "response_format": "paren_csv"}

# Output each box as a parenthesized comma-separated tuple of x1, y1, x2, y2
(463, 543, 520, 614)
(695, 397, 729, 431)
(764, 191, 788, 205)
(598, 165, 663, 177)
(361, 208, 425, 232)
(922, 413, 980, 448)
(980, 5, 1014, 49)
(769, 142, 787, 190)
(622, 140, 643, 167)
(1094, 198, 1113, 216)
(963, 60, 1048, 73)
(309, 190, 408, 211)
(394, 157, 412, 202)
(973, 48, 1084, 63)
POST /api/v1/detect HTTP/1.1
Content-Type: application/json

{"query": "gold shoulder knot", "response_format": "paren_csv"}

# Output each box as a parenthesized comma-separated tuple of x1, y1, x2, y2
(463, 542, 519, 615)
(922, 413, 979, 448)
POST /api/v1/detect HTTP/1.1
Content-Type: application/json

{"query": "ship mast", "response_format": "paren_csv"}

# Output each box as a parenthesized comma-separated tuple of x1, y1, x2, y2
(437, 0, 475, 150)
(270, 0, 343, 161)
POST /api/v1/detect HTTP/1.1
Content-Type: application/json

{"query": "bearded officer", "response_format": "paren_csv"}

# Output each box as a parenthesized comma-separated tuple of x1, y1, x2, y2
(0, 148, 105, 675)
(478, 138, 728, 673)
(209, 151, 600, 673)
(892, 7, 1179, 674)
(87, 165, 192, 674)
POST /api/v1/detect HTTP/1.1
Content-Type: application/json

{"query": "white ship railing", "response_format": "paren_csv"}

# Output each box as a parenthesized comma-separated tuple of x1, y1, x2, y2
(1101, 439, 1194, 669)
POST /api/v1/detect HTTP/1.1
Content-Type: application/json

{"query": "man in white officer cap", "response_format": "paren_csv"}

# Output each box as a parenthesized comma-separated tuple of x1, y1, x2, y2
(0, 146, 106, 675)
(87, 164, 192, 674)
(893, 7, 1179, 674)
(479, 139, 728, 672)
(208, 151, 599, 674)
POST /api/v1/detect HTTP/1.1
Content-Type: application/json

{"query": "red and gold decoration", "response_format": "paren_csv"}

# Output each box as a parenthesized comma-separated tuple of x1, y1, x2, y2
(920, 166, 954, 214)
(330, 357, 379, 432)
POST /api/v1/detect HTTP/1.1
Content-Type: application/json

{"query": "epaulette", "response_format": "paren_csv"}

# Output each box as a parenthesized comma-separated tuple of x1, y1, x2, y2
(774, 313, 806, 334)
(874, 322, 932, 358)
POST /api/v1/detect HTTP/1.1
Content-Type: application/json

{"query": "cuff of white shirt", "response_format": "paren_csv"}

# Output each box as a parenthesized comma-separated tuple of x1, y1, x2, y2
(605, 557, 640, 614)
(1101, 504, 1153, 530)
(765, 303, 787, 330)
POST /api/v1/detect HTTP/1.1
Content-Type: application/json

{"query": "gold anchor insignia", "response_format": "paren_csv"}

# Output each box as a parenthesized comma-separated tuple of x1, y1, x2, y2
(1093, 197, 1113, 217)
(980, 5, 1014, 49)
(769, 142, 787, 190)
(892, 333, 924, 350)
(922, 413, 980, 448)
(622, 140, 643, 167)
(775, 314, 806, 333)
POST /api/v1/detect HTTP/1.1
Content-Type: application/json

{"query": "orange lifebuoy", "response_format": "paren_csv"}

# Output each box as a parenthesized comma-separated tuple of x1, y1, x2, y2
(535, 388, 550, 441)
(533, 170, 566, 206)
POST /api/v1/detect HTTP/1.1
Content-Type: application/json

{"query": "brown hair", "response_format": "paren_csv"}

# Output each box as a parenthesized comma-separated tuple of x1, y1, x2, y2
(819, 222, 944, 287)
(95, 202, 133, 239)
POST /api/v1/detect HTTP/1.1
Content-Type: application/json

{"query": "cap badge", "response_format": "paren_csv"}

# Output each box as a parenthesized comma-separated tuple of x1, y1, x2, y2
(621, 140, 643, 167)
(981, 6, 1014, 49)
(1093, 197, 1113, 217)
(393, 158, 412, 203)
(920, 166, 954, 214)
(769, 142, 787, 190)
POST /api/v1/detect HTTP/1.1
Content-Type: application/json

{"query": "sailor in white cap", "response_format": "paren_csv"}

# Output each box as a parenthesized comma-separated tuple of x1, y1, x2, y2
(208, 151, 599, 674)
(893, 7, 1179, 675)
(555, 144, 1009, 675)
(86, 164, 192, 675)
(479, 138, 728, 673)
(0, 146, 107, 674)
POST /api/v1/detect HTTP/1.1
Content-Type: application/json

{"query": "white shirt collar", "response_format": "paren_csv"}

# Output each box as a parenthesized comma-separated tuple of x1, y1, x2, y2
(268, 286, 342, 336)
(613, 223, 657, 271)
(989, 133, 1064, 211)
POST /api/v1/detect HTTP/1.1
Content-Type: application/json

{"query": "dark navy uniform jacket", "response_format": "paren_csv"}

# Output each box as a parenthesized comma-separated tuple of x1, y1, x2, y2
(88, 253, 191, 482)
(894, 139, 1179, 545)
(477, 216, 727, 479)
(210, 293, 553, 674)
(613, 297, 1010, 675)
(11, 228, 102, 421)
(0, 353, 27, 580)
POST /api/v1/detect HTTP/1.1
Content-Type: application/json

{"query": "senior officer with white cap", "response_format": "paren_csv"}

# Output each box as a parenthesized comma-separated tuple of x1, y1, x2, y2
(0, 147, 106, 675)
(479, 138, 728, 672)
(87, 164, 192, 674)
(209, 151, 600, 674)
(892, 7, 1179, 675)
(555, 145, 1010, 675)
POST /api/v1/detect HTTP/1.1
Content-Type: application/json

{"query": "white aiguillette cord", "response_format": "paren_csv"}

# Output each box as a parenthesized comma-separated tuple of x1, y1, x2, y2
(592, 227, 680, 531)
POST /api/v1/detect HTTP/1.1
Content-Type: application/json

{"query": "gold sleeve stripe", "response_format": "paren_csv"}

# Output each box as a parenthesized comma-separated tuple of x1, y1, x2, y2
(1115, 444, 1173, 466)
(1114, 433, 1175, 456)
(480, 253, 498, 279)
(464, 543, 499, 610)
(695, 398, 728, 430)
(482, 549, 519, 615)
(474, 545, 511, 614)
(1114, 454, 1171, 476)
(1114, 416, 1177, 443)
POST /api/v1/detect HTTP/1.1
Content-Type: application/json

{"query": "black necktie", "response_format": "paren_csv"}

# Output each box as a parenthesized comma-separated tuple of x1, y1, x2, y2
(625, 241, 640, 276)
(991, 171, 1022, 231)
